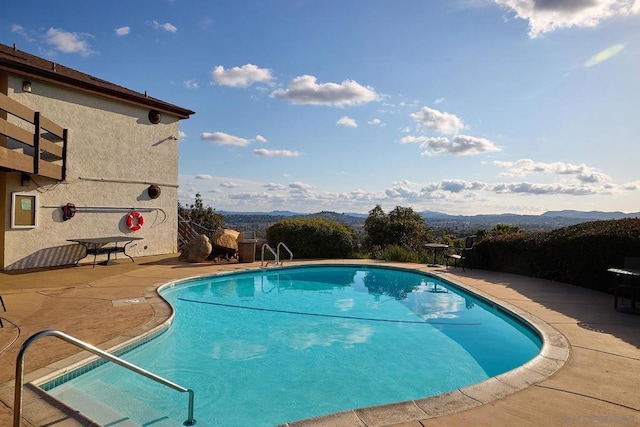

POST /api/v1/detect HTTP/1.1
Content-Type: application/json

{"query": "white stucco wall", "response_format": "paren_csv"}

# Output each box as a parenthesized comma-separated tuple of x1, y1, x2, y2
(3, 74, 183, 270)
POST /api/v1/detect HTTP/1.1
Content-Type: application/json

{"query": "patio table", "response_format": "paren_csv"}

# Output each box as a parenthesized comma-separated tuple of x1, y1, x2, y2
(424, 243, 448, 267)
(68, 236, 143, 267)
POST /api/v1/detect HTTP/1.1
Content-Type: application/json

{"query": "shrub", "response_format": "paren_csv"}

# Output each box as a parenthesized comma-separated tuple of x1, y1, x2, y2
(376, 244, 424, 263)
(178, 193, 224, 231)
(266, 217, 357, 259)
(474, 218, 640, 292)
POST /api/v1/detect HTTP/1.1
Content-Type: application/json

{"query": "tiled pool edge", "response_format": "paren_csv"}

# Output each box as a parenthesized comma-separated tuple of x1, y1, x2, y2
(22, 263, 571, 427)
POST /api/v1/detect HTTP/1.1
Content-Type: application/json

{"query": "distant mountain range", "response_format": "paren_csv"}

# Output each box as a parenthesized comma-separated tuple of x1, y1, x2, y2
(219, 209, 639, 234)
(540, 210, 640, 220)
(221, 209, 640, 221)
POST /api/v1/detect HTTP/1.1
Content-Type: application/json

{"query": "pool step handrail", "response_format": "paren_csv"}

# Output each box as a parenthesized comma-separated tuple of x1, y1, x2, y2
(14, 329, 196, 427)
(261, 242, 294, 266)
(261, 243, 278, 266)
(276, 242, 293, 265)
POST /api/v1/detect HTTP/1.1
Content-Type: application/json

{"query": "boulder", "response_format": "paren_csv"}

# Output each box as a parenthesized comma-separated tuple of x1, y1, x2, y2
(211, 229, 240, 251)
(179, 234, 212, 263)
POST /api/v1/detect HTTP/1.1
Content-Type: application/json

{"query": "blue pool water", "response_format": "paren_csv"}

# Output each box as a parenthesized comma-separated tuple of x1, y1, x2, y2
(48, 265, 541, 426)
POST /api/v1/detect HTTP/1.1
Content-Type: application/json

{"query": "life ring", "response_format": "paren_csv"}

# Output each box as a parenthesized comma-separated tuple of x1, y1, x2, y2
(126, 211, 144, 231)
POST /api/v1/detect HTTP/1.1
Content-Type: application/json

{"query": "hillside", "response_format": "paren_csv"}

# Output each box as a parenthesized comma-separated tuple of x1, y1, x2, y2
(221, 209, 639, 237)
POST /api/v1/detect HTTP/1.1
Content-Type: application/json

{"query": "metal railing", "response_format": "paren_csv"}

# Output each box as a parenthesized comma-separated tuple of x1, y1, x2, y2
(261, 243, 278, 266)
(14, 330, 196, 426)
(261, 242, 294, 266)
(277, 242, 293, 264)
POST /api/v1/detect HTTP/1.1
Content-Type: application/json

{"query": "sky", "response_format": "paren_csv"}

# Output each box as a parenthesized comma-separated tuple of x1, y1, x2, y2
(2, 0, 639, 215)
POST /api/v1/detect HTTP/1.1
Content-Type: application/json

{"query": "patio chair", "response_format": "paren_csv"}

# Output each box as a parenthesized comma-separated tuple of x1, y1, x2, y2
(447, 235, 476, 271)
(610, 257, 640, 310)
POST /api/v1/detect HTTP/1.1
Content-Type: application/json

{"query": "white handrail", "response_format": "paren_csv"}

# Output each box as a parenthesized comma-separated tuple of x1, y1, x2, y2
(277, 242, 293, 265)
(14, 330, 196, 426)
(261, 243, 278, 266)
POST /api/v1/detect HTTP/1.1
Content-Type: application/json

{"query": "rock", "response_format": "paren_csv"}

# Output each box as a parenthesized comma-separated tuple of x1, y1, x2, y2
(179, 234, 212, 263)
(211, 229, 240, 251)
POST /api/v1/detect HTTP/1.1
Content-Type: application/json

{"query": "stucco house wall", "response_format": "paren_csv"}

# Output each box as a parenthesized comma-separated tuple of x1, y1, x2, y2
(2, 71, 187, 270)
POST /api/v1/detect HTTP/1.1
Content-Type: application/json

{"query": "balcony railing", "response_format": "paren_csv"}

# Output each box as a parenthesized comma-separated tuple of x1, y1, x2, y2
(0, 92, 67, 180)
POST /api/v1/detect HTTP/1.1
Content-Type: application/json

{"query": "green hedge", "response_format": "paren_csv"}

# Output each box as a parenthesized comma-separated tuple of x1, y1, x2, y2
(266, 217, 357, 259)
(473, 218, 640, 291)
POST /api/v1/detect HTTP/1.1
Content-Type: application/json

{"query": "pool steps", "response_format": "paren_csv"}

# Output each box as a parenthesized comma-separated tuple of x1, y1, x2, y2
(51, 381, 180, 426)
(15, 329, 195, 426)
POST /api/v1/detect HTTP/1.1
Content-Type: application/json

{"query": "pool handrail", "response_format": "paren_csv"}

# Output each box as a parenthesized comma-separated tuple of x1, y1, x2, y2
(261, 243, 278, 266)
(276, 242, 293, 265)
(14, 329, 196, 426)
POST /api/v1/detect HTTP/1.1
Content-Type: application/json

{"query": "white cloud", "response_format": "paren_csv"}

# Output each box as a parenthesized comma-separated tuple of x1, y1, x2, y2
(368, 118, 382, 125)
(337, 116, 358, 128)
(152, 20, 177, 33)
(220, 182, 240, 188)
(43, 28, 94, 56)
(255, 135, 267, 143)
(178, 131, 187, 140)
(254, 149, 300, 157)
(398, 135, 434, 144)
(264, 183, 286, 190)
(622, 181, 640, 190)
(420, 135, 501, 156)
(494, 0, 640, 38)
(228, 192, 268, 200)
(410, 106, 465, 135)
(115, 26, 130, 36)
(184, 79, 198, 89)
(11, 24, 35, 42)
(11, 24, 25, 35)
(289, 182, 314, 191)
(441, 180, 487, 193)
(196, 174, 213, 180)
(490, 182, 598, 195)
(289, 181, 313, 196)
(434, 98, 446, 104)
(201, 132, 251, 147)
(211, 64, 272, 87)
(385, 186, 421, 199)
(494, 159, 611, 183)
(271, 75, 379, 106)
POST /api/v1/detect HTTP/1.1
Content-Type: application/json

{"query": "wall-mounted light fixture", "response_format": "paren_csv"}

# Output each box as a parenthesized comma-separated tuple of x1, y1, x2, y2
(21, 173, 31, 186)
(22, 80, 32, 93)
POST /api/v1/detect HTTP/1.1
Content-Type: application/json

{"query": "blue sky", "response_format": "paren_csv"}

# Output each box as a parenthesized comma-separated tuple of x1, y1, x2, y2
(2, 0, 639, 215)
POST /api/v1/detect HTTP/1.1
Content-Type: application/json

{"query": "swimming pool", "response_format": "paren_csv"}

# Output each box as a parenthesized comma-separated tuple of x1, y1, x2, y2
(46, 265, 542, 426)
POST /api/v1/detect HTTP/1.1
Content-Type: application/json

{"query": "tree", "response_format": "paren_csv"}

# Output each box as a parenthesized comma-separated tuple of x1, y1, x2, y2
(364, 205, 433, 251)
(491, 223, 521, 236)
(178, 193, 225, 231)
(364, 205, 388, 249)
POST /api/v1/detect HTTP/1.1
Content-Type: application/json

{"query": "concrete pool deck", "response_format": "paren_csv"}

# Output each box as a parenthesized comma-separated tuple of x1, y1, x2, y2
(0, 255, 638, 426)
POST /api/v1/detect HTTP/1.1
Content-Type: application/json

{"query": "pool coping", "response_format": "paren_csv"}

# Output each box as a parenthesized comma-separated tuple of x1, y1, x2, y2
(24, 262, 571, 426)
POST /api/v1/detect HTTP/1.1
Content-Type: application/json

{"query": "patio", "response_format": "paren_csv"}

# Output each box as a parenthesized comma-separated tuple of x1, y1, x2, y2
(0, 256, 638, 426)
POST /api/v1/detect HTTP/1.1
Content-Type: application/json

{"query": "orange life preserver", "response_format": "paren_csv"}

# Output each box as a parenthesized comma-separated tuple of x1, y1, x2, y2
(126, 211, 144, 231)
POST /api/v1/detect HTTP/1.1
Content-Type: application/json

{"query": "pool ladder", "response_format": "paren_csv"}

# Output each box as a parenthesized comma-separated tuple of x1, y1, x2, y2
(13, 330, 196, 426)
(261, 242, 293, 266)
